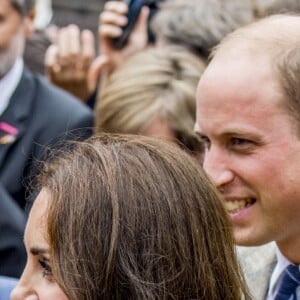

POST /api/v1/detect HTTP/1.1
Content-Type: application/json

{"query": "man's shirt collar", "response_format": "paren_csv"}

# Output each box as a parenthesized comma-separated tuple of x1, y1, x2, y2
(0, 57, 24, 117)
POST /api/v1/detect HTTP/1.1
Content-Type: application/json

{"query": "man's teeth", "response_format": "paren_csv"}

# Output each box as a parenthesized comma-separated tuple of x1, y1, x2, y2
(225, 199, 254, 213)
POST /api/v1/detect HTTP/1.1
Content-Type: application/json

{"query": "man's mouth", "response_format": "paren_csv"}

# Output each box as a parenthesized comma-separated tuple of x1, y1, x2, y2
(224, 198, 256, 214)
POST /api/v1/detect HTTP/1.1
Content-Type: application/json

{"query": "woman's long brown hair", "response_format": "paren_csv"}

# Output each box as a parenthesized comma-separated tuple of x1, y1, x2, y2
(38, 134, 251, 300)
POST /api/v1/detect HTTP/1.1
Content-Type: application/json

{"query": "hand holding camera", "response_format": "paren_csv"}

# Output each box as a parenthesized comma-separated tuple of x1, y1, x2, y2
(99, 1, 149, 72)
(78, 0, 156, 94)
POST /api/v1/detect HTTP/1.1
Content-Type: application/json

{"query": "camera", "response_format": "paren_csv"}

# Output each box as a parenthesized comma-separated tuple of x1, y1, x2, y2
(111, 0, 159, 49)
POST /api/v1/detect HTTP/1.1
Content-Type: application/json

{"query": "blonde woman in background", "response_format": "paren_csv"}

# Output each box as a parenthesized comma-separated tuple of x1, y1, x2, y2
(95, 45, 206, 158)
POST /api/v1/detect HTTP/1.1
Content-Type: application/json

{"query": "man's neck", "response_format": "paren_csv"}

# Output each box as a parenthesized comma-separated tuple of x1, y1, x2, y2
(277, 238, 300, 264)
(0, 58, 24, 117)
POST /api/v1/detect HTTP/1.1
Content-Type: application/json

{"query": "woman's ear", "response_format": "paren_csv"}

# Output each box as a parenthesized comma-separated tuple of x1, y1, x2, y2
(24, 7, 35, 37)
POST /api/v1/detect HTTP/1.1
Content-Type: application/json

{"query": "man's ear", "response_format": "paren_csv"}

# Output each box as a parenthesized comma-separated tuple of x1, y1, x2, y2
(24, 7, 35, 37)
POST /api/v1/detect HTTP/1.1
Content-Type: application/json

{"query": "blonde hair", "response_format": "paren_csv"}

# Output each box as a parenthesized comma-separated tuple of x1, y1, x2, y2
(96, 46, 206, 153)
(253, 0, 300, 18)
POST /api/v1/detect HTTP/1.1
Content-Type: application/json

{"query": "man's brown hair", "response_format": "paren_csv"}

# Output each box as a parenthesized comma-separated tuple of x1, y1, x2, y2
(10, 0, 34, 16)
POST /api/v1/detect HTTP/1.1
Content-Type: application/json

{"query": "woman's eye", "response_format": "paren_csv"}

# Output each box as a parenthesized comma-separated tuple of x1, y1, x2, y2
(39, 258, 53, 278)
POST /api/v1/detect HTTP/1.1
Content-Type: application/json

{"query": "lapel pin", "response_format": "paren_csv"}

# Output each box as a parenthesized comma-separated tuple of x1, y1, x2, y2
(0, 122, 19, 144)
(0, 134, 16, 144)
(0, 122, 19, 135)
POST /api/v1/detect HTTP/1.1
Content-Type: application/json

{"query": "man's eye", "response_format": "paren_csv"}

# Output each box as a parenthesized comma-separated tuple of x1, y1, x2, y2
(39, 258, 53, 278)
(230, 137, 253, 148)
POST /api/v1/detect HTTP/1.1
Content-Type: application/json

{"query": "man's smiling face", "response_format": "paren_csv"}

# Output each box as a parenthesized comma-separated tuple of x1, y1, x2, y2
(196, 50, 300, 249)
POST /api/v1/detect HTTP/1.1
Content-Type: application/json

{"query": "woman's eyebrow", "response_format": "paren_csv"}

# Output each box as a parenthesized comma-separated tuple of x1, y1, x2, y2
(30, 247, 49, 256)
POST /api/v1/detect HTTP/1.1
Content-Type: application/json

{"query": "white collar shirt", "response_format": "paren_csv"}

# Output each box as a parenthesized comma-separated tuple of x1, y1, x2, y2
(0, 57, 24, 117)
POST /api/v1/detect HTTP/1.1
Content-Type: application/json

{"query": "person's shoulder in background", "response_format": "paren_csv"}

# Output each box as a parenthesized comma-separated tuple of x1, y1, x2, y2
(0, 276, 18, 300)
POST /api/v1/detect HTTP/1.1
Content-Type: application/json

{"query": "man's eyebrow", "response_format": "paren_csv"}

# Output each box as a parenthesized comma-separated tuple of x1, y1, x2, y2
(222, 129, 261, 140)
(30, 247, 49, 256)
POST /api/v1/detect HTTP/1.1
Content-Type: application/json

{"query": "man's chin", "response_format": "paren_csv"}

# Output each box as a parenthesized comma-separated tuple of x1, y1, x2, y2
(233, 231, 272, 247)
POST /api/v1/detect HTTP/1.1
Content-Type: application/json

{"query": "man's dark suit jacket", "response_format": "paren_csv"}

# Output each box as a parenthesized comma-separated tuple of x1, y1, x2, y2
(0, 67, 93, 278)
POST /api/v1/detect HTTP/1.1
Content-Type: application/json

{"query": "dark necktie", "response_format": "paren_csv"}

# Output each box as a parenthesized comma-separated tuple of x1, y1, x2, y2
(274, 264, 300, 300)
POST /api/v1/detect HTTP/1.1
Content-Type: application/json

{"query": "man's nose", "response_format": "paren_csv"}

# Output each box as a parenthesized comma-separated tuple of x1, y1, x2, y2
(203, 147, 234, 189)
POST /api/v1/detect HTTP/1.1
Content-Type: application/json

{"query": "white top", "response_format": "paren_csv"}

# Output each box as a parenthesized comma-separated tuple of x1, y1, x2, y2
(267, 246, 293, 299)
(0, 58, 24, 117)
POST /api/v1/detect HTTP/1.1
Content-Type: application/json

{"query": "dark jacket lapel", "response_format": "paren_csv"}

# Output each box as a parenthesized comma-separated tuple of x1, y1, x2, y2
(0, 68, 36, 170)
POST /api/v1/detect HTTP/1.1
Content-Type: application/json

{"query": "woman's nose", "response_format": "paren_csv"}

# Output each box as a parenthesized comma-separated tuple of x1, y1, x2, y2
(10, 271, 38, 300)
(10, 284, 38, 300)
